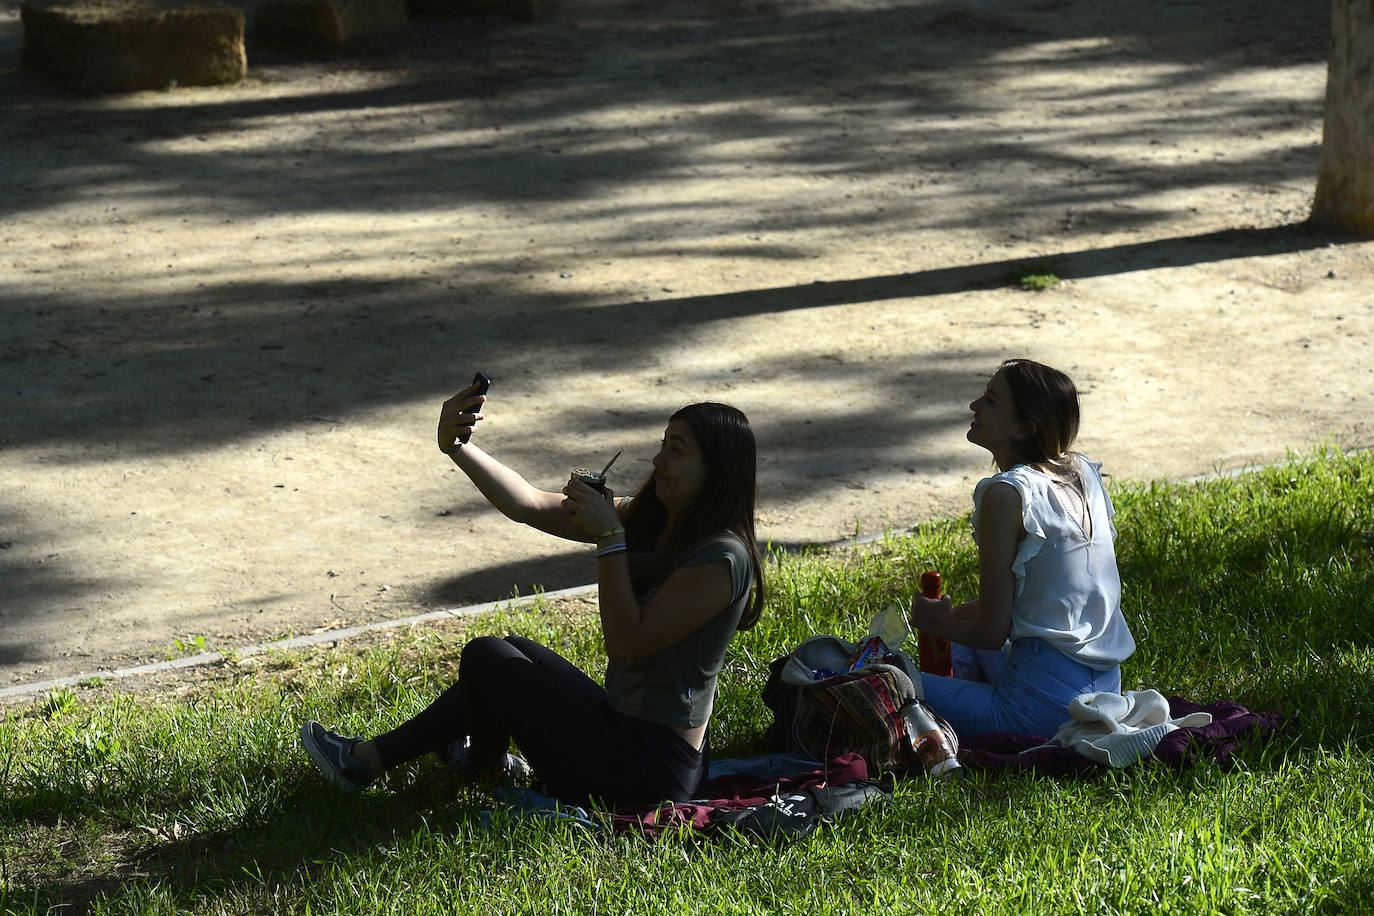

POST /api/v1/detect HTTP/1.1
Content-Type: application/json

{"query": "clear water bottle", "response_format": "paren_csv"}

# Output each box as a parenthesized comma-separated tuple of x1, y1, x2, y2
(903, 697, 962, 777)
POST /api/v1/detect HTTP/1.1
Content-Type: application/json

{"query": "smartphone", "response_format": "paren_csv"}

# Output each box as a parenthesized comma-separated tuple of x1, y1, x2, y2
(457, 371, 491, 446)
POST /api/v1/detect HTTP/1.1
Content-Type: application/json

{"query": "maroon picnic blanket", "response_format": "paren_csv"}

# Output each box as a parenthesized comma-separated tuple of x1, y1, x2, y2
(959, 697, 1296, 774)
(603, 752, 891, 839)
(583, 700, 1289, 839)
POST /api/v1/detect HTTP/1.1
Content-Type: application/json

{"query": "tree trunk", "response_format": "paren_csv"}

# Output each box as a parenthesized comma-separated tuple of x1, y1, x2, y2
(1312, 0, 1374, 234)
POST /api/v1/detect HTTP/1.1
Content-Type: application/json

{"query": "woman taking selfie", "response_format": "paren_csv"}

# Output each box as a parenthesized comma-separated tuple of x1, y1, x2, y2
(301, 378, 766, 808)
(910, 358, 1135, 739)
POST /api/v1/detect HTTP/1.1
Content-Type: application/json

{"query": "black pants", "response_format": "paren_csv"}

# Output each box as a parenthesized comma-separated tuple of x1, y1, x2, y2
(372, 635, 705, 808)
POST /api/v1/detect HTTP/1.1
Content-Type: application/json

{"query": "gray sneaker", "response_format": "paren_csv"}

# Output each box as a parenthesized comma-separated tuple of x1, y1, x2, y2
(300, 720, 378, 790)
(437, 736, 532, 781)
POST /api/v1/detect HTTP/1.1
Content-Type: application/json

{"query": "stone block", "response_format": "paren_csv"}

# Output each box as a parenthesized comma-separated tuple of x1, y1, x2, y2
(21, 0, 247, 92)
(253, 0, 409, 51)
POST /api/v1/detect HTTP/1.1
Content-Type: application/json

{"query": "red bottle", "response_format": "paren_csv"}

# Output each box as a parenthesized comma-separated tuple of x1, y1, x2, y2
(917, 570, 953, 677)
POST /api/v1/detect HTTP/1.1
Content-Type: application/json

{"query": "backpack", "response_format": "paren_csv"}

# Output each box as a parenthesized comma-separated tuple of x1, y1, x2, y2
(761, 635, 960, 776)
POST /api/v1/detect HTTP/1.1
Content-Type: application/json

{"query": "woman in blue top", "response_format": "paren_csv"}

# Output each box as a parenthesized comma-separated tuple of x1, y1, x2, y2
(909, 359, 1135, 739)
(301, 382, 766, 808)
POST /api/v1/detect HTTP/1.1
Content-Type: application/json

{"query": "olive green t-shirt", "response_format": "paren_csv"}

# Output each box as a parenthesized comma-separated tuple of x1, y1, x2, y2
(603, 535, 752, 728)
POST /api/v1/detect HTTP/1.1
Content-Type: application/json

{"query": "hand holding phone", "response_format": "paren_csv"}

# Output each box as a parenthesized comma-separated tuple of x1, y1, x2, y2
(438, 371, 490, 453)
(456, 371, 491, 447)
(916, 570, 953, 677)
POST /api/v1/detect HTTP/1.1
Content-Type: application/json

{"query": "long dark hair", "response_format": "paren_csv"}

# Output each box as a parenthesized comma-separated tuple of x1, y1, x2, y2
(622, 402, 767, 630)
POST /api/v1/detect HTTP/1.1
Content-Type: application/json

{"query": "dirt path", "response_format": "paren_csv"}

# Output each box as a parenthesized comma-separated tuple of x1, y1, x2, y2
(1, 0, 1370, 688)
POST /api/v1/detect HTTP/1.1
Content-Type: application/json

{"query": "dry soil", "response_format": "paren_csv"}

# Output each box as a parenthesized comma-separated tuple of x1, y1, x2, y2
(2, 0, 1371, 690)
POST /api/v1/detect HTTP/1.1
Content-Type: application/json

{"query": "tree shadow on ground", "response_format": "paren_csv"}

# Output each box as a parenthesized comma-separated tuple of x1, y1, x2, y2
(0, 0, 1330, 224)
(0, 221, 1339, 458)
(0, 0, 1344, 671)
(0, 0, 1336, 464)
(0, 216, 1345, 665)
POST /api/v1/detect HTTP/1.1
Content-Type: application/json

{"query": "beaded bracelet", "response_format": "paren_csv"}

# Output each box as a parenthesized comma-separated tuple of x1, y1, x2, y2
(597, 542, 629, 559)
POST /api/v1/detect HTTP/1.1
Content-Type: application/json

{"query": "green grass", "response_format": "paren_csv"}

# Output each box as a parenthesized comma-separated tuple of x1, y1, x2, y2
(1009, 259, 1065, 291)
(3, 447, 1371, 914)
(1018, 272, 1062, 291)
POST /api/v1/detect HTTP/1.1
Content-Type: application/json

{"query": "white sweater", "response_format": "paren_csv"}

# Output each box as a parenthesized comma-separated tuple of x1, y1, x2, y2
(1050, 690, 1213, 767)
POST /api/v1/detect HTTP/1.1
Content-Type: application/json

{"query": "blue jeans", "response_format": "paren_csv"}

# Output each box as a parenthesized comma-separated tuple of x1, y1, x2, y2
(919, 637, 1121, 739)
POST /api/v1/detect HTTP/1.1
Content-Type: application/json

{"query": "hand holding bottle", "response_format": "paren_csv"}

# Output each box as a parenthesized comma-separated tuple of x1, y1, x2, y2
(915, 571, 954, 677)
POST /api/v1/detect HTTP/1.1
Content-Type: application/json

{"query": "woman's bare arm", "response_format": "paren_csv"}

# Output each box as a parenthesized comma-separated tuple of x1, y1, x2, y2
(438, 382, 621, 541)
(449, 443, 607, 541)
(910, 481, 1020, 649)
(595, 556, 735, 659)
